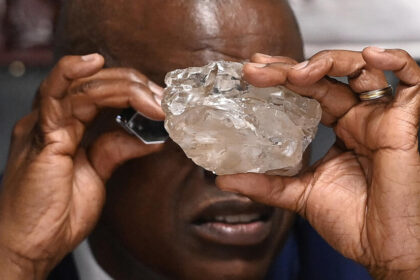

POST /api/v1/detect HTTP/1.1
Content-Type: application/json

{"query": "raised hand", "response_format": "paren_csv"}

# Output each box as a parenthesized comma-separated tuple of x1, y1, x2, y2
(0, 54, 164, 279)
(217, 47, 420, 279)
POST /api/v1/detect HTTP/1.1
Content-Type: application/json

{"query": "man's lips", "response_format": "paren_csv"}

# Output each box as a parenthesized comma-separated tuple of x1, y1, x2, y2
(190, 200, 274, 246)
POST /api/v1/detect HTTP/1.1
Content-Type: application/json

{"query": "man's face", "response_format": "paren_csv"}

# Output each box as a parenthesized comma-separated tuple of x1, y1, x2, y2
(87, 0, 303, 279)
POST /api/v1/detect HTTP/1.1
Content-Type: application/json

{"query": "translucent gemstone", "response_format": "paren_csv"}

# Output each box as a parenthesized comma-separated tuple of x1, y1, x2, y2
(162, 61, 322, 176)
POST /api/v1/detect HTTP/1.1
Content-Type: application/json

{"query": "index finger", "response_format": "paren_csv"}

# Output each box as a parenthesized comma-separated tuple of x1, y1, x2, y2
(243, 59, 359, 126)
(70, 67, 165, 97)
(40, 54, 105, 99)
(288, 50, 386, 90)
(362, 47, 420, 86)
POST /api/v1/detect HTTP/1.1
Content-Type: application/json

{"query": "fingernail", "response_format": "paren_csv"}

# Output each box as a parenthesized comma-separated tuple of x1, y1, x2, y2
(292, 60, 309, 70)
(369, 46, 385, 53)
(154, 94, 162, 106)
(81, 53, 99, 62)
(255, 53, 272, 58)
(246, 62, 267, 68)
(148, 81, 164, 96)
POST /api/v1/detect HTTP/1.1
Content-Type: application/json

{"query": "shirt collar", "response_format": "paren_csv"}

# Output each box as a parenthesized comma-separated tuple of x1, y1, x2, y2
(73, 240, 114, 280)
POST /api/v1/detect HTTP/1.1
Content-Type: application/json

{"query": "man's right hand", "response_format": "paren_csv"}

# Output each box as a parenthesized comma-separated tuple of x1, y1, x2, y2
(0, 54, 165, 279)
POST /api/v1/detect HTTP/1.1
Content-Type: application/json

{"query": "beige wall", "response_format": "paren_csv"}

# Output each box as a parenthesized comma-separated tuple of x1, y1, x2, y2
(290, 0, 420, 59)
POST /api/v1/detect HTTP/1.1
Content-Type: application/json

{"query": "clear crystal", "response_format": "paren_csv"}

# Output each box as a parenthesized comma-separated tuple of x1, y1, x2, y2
(162, 61, 322, 176)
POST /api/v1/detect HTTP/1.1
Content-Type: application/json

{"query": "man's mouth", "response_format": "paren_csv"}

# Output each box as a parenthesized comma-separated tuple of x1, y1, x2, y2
(190, 200, 274, 246)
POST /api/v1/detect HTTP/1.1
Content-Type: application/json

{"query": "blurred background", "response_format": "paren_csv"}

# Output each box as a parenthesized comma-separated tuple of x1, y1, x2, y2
(289, 0, 420, 59)
(0, 0, 419, 173)
(0, 0, 58, 172)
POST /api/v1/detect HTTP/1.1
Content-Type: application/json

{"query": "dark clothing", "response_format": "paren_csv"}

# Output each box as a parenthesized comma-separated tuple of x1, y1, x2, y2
(48, 254, 80, 280)
(0, 175, 371, 280)
(266, 218, 372, 280)
(46, 218, 372, 280)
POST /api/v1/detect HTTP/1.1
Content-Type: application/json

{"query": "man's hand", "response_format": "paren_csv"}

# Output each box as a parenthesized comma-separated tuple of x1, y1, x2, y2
(0, 54, 165, 279)
(217, 47, 420, 279)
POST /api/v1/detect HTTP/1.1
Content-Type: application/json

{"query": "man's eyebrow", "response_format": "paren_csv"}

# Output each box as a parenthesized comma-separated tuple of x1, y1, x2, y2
(187, 33, 273, 60)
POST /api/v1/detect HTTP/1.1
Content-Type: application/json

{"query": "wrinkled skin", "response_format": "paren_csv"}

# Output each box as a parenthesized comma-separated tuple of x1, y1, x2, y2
(218, 49, 420, 279)
(0, 0, 419, 280)
(0, 1, 303, 279)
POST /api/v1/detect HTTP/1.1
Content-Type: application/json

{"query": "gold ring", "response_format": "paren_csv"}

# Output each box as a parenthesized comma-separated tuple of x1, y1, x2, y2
(359, 85, 393, 101)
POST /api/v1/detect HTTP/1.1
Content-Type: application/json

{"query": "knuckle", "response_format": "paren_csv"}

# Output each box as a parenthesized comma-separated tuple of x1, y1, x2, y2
(55, 55, 81, 79)
(56, 56, 74, 71)
(312, 50, 337, 67)
(315, 50, 334, 59)
(78, 80, 102, 94)
(395, 48, 412, 60)
(317, 79, 331, 101)
(285, 57, 298, 64)
(69, 80, 103, 97)
(250, 53, 260, 61)
(11, 113, 38, 143)
(128, 81, 149, 95)
(12, 118, 29, 139)
(126, 68, 148, 84)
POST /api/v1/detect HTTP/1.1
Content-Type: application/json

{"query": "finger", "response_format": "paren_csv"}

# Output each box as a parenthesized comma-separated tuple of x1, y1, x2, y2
(10, 111, 38, 150)
(216, 173, 307, 213)
(362, 47, 420, 86)
(216, 146, 359, 216)
(39, 78, 164, 157)
(70, 68, 165, 97)
(88, 130, 163, 181)
(288, 50, 387, 91)
(289, 50, 364, 85)
(250, 53, 298, 65)
(348, 67, 389, 93)
(243, 62, 359, 126)
(243, 62, 292, 87)
(216, 149, 369, 259)
(245, 50, 390, 126)
(69, 79, 165, 122)
(285, 77, 359, 126)
(4, 112, 38, 172)
(40, 54, 105, 99)
(362, 47, 420, 113)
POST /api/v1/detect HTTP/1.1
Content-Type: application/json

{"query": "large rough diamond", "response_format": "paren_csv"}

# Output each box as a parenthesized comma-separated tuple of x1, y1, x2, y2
(162, 61, 322, 176)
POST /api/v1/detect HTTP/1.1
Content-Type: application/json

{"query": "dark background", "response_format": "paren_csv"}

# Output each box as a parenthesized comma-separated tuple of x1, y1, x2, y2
(0, 0, 58, 172)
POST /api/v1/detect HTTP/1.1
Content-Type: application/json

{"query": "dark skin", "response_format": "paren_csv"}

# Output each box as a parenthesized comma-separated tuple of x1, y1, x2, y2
(221, 50, 420, 279)
(85, 1, 302, 279)
(0, 1, 302, 279)
(1, 0, 420, 279)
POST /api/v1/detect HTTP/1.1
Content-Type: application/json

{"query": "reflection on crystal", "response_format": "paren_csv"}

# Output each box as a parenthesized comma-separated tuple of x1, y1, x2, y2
(162, 61, 322, 176)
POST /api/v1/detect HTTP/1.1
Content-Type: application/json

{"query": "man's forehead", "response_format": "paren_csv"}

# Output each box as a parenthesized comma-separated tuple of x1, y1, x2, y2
(66, 0, 301, 83)
(104, 1, 294, 39)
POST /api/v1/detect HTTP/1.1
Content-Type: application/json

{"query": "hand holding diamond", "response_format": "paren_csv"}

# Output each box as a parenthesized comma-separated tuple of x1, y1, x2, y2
(217, 47, 420, 279)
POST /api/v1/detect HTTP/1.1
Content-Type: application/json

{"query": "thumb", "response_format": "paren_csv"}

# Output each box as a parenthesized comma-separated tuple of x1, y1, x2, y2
(216, 173, 309, 215)
(215, 145, 362, 219)
(89, 130, 163, 181)
(216, 148, 369, 260)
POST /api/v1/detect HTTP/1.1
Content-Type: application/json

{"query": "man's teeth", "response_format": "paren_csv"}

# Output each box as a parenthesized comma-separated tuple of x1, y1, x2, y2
(213, 213, 261, 224)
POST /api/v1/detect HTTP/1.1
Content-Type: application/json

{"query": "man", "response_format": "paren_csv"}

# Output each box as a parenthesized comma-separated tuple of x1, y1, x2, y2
(0, 0, 419, 279)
